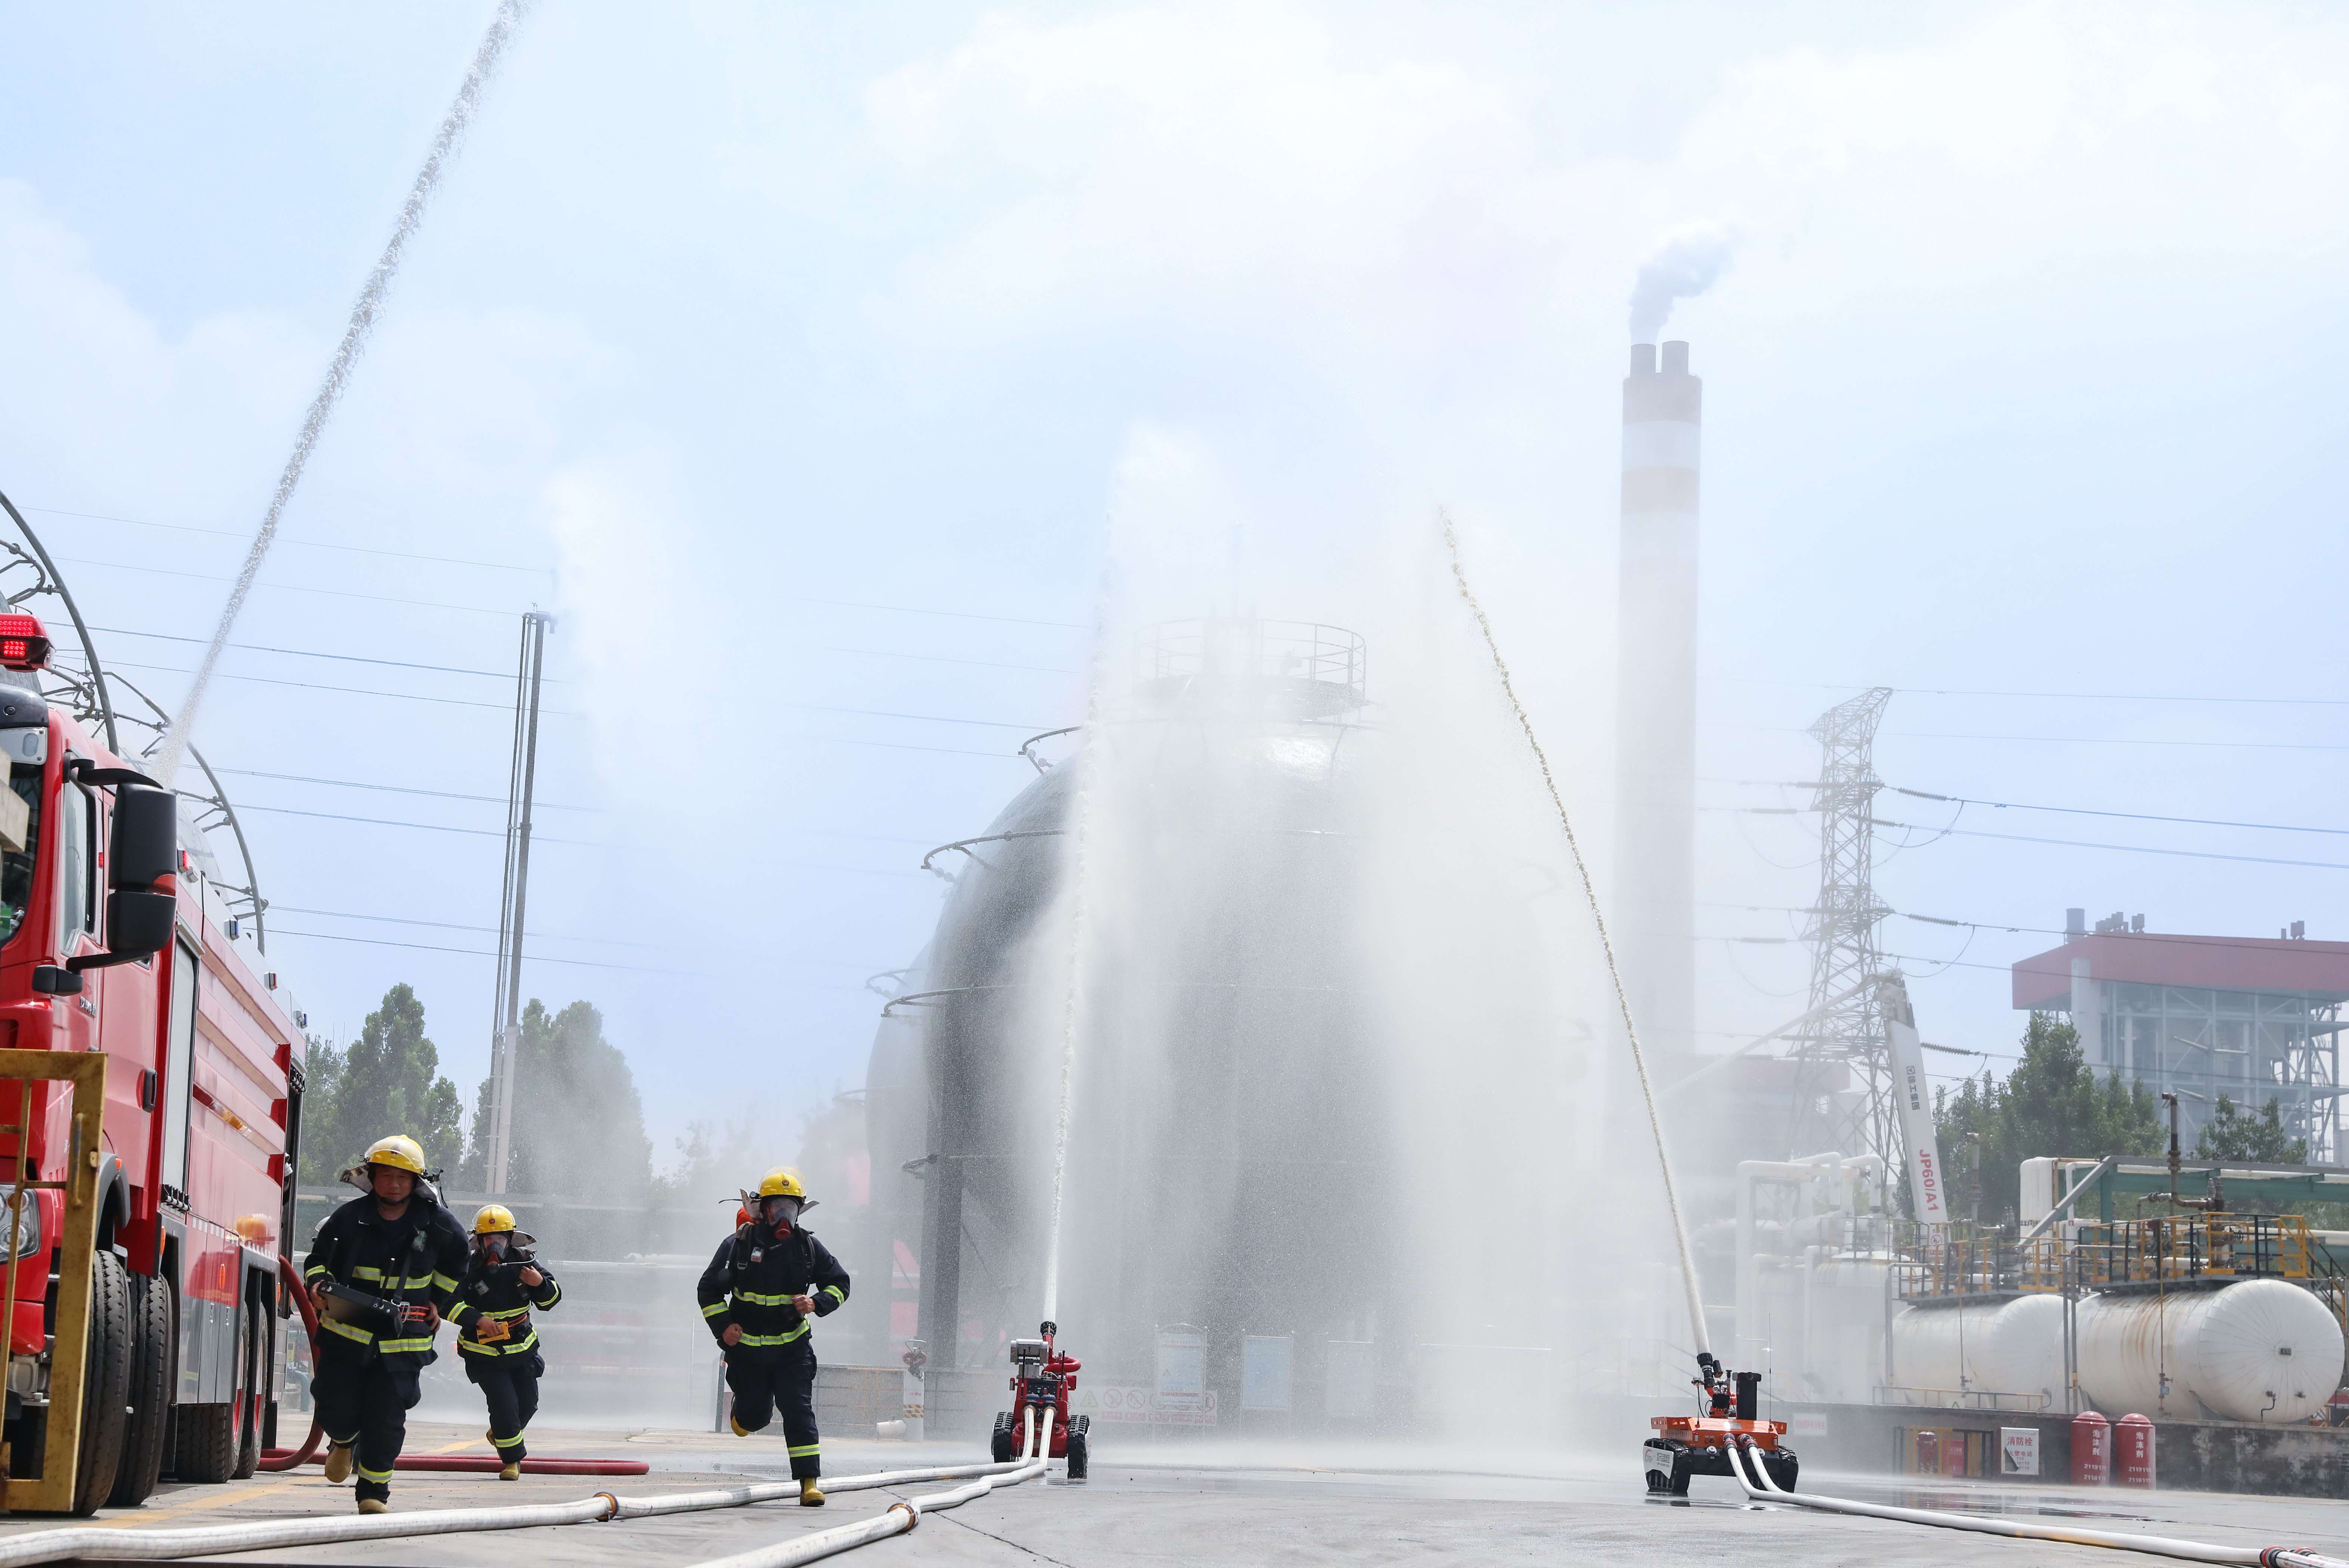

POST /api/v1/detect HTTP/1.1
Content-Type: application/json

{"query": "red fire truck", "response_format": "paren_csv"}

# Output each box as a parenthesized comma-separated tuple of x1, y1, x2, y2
(0, 610, 301, 1513)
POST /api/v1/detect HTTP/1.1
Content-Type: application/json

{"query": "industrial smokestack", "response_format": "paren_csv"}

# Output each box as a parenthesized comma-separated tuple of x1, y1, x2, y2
(1614, 339, 1700, 1057)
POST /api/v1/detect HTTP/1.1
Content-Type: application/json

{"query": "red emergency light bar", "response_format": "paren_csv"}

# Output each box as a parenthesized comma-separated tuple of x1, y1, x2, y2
(0, 614, 52, 673)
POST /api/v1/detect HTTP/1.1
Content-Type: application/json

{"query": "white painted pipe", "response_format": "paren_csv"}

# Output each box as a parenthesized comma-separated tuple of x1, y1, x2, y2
(1724, 1437, 2349, 1568)
(0, 1462, 1036, 1567)
(689, 1453, 1054, 1568)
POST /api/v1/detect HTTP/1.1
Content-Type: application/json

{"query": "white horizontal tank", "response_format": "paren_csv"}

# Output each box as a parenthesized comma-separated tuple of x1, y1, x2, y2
(2076, 1279, 2342, 1423)
(1890, 1294, 2066, 1402)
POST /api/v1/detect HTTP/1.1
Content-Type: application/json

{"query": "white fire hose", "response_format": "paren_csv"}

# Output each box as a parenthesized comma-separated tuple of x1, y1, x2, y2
(688, 1410, 1061, 1568)
(0, 1457, 1050, 1568)
(1724, 1437, 2349, 1568)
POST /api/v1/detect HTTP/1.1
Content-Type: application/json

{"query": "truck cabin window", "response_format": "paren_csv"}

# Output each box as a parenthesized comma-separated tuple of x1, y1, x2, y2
(54, 782, 92, 950)
(0, 765, 37, 945)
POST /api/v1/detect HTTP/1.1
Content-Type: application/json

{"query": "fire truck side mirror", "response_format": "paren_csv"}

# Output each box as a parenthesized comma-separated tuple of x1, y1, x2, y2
(108, 785, 177, 890)
(100, 890, 175, 962)
(30, 965, 81, 996)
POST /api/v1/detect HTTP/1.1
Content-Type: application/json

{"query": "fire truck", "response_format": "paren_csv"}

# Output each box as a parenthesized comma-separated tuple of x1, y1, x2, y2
(0, 608, 301, 1513)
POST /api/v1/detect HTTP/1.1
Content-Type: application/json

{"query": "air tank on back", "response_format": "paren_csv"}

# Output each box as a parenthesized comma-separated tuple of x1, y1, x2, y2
(864, 619, 1390, 1409)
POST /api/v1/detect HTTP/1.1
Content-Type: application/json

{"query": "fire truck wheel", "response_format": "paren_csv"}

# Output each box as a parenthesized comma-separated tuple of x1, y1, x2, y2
(174, 1299, 247, 1484)
(68, 1251, 133, 1515)
(106, 1270, 174, 1507)
(990, 1411, 1016, 1465)
(1064, 1417, 1089, 1481)
(231, 1290, 263, 1479)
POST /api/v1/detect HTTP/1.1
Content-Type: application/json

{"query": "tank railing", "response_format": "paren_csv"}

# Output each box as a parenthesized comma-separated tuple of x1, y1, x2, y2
(1891, 1225, 2042, 1299)
(2065, 1213, 2312, 1286)
(1138, 619, 1367, 701)
(1893, 1214, 2312, 1298)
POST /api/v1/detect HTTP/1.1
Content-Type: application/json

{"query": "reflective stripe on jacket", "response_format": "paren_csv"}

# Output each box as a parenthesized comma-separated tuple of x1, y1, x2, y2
(301, 1195, 473, 1365)
(455, 1257, 562, 1360)
(694, 1225, 850, 1348)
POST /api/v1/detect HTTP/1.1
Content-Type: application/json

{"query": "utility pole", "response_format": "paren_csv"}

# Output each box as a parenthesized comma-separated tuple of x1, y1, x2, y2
(485, 611, 550, 1196)
(1787, 687, 1895, 1164)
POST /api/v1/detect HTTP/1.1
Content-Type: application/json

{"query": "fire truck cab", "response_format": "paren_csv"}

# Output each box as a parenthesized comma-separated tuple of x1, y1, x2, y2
(0, 614, 300, 1513)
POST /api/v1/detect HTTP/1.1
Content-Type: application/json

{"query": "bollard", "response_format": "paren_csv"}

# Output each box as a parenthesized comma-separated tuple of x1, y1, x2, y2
(2115, 1413, 2154, 1488)
(2070, 1410, 2111, 1485)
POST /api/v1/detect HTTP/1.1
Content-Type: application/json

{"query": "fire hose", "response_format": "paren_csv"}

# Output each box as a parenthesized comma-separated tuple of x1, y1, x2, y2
(0, 1459, 1048, 1566)
(257, 1255, 647, 1477)
(681, 1414, 1059, 1568)
(1724, 1436, 2349, 1568)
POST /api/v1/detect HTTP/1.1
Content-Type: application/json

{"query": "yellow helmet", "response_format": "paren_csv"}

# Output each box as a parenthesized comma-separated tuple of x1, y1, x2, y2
(362, 1135, 428, 1176)
(756, 1167, 808, 1200)
(473, 1204, 517, 1236)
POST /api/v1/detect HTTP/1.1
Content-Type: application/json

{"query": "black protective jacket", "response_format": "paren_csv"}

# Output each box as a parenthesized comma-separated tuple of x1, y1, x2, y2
(302, 1194, 473, 1366)
(695, 1223, 850, 1354)
(454, 1249, 562, 1364)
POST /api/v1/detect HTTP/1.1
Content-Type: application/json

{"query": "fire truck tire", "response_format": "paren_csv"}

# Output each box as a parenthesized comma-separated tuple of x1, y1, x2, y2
(175, 1400, 238, 1483)
(1064, 1416, 1089, 1480)
(68, 1251, 133, 1515)
(990, 1411, 1016, 1465)
(106, 1270, 174, 1507)
(175, 1298, 247, 1485)
(232, 1290, 262, 1479)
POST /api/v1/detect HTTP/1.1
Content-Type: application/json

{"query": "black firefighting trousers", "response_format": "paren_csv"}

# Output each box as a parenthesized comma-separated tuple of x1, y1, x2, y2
(313, 1343, 423, 1503)
(725, 1339, 821, 1478)
(466, 1352, 543, 1462)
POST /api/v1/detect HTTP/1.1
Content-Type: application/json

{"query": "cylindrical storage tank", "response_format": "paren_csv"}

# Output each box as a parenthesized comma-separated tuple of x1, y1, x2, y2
(1889, 1294, 2066, 1401)
(2076, 1279, 2343, 1423)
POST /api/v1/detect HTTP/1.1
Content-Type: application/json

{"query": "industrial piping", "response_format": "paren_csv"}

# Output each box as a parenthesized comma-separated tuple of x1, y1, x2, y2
(1725, 1437, 2347, 1567)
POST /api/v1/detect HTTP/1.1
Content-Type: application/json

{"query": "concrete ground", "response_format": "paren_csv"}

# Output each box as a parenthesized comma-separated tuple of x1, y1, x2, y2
(8, 1422, 2349, 1565)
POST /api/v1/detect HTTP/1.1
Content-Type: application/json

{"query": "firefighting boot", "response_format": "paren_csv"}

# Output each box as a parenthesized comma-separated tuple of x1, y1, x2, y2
(731, 1415, 752, 1438)
(322, 1444, 354, 1484)
(799, 1478, 825, 1507)
(500, 1461, 521, 1481)
(357, 1498, 389, 1515)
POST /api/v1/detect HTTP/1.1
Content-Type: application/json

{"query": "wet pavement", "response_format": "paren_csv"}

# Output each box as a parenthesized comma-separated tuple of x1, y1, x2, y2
(4, 1424, 2346, 1565)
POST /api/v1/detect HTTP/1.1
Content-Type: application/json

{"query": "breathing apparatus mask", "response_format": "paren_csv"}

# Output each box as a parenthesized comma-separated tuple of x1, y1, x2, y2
(761, 1195, 803, 1233)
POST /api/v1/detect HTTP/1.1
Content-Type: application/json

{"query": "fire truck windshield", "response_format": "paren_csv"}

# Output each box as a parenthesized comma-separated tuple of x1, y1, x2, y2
(0, 766, 37, 946)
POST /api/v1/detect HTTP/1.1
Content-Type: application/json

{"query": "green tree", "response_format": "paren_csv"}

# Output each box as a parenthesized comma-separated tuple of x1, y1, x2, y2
(2193, 1093, 2306, 1162)
(301, 984, 465, 1183)
(1931, 1013, 2164, 1221)
(459, 999, 654, 1254)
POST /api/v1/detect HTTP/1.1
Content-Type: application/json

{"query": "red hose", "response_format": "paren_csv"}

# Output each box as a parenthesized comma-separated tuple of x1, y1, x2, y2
(257, 1254, 326, 1471)
(388, 1456, 650, 1475)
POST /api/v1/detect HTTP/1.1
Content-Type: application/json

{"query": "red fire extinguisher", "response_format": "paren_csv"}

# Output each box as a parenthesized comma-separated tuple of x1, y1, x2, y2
(2070, 1410, 2111, 1485)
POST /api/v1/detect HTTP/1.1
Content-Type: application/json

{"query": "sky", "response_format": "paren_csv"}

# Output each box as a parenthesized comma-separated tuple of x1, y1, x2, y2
(3, 0, 2348, 1172)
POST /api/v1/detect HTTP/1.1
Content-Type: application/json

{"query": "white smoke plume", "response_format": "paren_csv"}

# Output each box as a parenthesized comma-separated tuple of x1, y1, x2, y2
(152, 0, 530, 785)
(1627, 224, 1732, 343)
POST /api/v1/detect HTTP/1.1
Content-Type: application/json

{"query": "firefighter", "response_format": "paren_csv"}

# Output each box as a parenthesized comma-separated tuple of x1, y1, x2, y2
(455, 1204, 562, 1480)
(696, 1166, 850, 1506)
(302, 1134, 473, 1514)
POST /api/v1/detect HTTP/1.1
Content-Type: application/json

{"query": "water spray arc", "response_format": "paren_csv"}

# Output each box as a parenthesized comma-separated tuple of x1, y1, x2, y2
(1440, 512, 1707, 1360)
(154, 0, 532, 785)
(1037, 576, 1112, 1330)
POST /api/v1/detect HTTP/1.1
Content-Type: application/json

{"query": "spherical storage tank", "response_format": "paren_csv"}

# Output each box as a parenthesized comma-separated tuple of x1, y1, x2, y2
(2076, 1279, 2342, 1423)
(864, 620, 1394, 1389)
